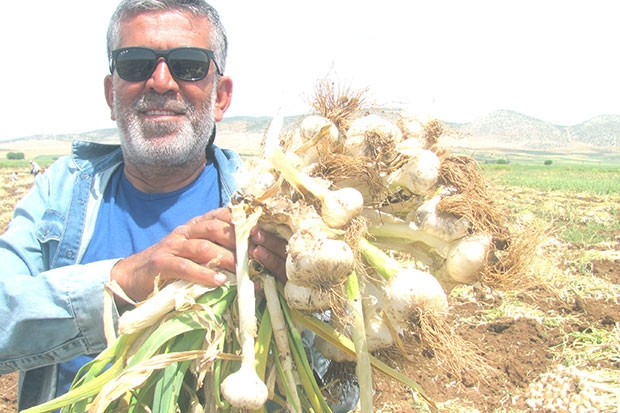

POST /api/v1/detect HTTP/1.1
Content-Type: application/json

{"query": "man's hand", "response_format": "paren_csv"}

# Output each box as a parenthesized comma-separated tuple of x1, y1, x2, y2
(111, 207, 288, 303)
(111, 208, 235, 302)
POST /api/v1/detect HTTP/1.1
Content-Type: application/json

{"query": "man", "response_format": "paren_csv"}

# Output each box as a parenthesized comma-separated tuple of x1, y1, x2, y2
(0, 0, 287, 409)
(29, 160, 41, 177)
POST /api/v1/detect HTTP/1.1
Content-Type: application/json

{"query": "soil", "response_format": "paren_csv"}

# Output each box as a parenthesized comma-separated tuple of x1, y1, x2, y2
(371, 259, 620, 411)
(0, 372, 18, 412)
(1, 170, 619, 412)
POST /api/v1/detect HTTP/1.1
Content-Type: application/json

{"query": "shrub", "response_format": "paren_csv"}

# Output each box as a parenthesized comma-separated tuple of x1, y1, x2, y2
(496, 158, 510, 165)
(6, 152, 25, 160)
(544, 160, 553, 166)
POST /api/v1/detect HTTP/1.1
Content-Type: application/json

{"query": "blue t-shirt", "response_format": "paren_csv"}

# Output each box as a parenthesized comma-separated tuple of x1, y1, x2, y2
(57, 162, 221, 396)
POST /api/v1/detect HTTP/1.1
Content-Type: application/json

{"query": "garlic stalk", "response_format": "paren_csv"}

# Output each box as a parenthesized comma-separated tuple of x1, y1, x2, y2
(367, 221, 451, 258)
(220, 203, 268, 410)
(344, 270, 373, 413)
(271, 146, 363, 228)
(118, 279, 215, 335)
(361, 281, 394, 352)
(358, 238, 448, 330)
(262, 275, 302, 412)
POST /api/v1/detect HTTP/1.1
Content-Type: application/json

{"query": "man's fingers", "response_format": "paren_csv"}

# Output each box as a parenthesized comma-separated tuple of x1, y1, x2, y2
(250, 228, 287, 259)
(158, 257, 231, 287)
(175, 215, 236, 249)
(251, 245, 287, 282)
(192, 207, 232, 224)
(176, 239, 236, 272)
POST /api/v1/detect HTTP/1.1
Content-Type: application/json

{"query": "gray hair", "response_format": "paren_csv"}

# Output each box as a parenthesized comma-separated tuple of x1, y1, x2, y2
(107, 0, 228, 75)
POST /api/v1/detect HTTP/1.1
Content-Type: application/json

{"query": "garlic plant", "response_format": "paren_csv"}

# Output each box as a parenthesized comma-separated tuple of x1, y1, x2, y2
(285, 229, 354, 288)
(283, 281, 333, 312)
(344, 114, 403, 162)
(219, 203, 268, 410)
(387, 147, 440, 195)
(440, 232, 492, 284)
(411, 193, 471, 242)
(271, 146, 364, 228)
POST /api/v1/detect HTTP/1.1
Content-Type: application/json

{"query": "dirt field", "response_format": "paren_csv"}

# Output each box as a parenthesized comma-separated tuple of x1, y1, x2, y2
(0, 167, 618, 412)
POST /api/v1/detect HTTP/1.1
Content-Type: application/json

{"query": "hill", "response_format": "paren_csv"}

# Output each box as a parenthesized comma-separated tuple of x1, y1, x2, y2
(443, 110, 620, 150)
(570, 114, 620, 147)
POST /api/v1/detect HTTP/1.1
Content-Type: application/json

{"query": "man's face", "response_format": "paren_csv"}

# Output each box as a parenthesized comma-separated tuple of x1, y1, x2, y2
(104, 11, 229, 169)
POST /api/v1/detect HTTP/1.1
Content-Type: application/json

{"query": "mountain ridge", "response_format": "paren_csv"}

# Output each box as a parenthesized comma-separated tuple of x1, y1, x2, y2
(443, 109, 620, 149)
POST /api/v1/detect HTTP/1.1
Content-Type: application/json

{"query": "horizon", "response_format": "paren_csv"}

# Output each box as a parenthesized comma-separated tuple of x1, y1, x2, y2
(1, 108, 619, 142)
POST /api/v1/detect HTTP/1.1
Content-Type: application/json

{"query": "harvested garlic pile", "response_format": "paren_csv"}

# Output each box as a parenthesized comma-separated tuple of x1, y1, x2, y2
(524, 365, 614, 412)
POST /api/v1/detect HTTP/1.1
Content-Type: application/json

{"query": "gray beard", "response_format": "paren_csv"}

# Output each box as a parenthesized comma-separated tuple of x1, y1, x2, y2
(114, 91, 216, 170)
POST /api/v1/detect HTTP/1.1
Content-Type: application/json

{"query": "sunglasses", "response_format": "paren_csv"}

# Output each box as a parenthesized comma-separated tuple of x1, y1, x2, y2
(109, 47, 222, 82)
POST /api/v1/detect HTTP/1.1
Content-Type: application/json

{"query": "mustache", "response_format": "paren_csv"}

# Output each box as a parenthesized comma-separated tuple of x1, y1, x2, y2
(133, 93, 190, 113)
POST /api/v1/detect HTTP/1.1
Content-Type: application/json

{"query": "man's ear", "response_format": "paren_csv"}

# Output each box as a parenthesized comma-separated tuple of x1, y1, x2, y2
(214, 76, 233, 122)
(104, 75, 116, 121)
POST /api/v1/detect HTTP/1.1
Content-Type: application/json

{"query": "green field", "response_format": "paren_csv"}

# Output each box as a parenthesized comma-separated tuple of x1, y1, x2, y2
(0, 155, 62, 169)
(479, 162, 620, 245)
(464, 147, 620, 167)
(443, 147, 620, 195)
(481, 163, 620, 195)
(3, 151, 619, 196)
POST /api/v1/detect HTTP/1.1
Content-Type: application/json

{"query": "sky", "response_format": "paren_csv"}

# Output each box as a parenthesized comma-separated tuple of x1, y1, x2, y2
(1, 0, 618, 140)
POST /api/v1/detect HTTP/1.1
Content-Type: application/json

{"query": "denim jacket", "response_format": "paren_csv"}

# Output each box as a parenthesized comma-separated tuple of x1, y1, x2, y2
(0, 139, 240, 409)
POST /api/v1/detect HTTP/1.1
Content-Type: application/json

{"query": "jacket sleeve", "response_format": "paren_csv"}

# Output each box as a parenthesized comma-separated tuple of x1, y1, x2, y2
(0, 167, 117, 374)
(210, 144, 241, 205)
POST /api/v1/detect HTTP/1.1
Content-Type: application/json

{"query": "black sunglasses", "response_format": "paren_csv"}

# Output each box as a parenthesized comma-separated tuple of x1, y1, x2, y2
(109, 47, 222, 82)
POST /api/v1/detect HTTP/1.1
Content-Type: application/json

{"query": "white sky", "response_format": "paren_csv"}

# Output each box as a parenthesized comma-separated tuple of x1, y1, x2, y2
(1, 0, 618, 140)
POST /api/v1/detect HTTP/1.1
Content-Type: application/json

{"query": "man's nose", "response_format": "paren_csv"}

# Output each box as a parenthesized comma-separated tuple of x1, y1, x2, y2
(146, 59, 180, 93)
